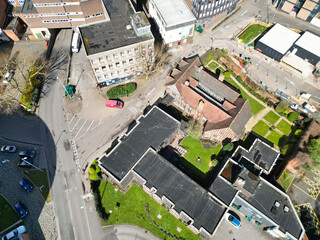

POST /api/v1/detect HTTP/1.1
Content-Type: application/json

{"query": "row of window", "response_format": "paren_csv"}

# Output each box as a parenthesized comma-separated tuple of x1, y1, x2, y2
(197, 4, 229, 17)
(34, 2, 80, 7)
(90, 45, 152, 64)
(43, 18, 84, 23)
(85, 13, 103, 19)
(96, 68, 135, 80)
(24, 12, 82, 18)
(194, 0, 233, 11)
(94, 59, 135, 72)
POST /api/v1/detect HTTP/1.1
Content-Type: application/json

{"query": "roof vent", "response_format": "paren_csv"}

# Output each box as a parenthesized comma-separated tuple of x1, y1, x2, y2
(234, 176, 245, 188)
(274, 200, 281, 209)
(184, 80, 190, 86)
(126, 25, 132, 30)
(283, 205, 289, 213)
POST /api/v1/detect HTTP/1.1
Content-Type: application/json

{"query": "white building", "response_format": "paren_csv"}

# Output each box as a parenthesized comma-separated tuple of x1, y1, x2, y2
(149, 0, 196, 47)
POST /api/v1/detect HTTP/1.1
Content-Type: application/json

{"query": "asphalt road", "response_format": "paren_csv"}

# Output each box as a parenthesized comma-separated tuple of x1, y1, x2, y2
(36, 0, 320, 239)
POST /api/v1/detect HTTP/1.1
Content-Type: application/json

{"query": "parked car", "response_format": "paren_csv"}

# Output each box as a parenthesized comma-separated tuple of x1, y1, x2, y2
(290, 104, 300, 110)
(19, 179, 33, 192)
(105, 99, 123, 108)
(19, 150, 36, 158)
(14, 202, 28, 218)
(1, 225, 26, 240)
(1, 145, 16, 153)
(225, 213, 241, 228)
(18, 157, 33, 168)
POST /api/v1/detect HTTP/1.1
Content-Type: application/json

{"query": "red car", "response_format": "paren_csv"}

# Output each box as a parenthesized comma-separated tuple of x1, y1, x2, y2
(105, 99, 123, 108)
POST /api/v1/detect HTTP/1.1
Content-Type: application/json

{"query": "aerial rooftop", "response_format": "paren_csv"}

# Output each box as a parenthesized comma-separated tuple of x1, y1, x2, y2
(134, 149, 226, 234)
(99, 106, 179, 180)
(294, 31, 320, 58)
(151, 0, 196, 28)
(258, 23, 300, 54)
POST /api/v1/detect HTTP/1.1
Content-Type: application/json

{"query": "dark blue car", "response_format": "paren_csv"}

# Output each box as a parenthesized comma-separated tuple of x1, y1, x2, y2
(19, 179, 33, 192)
(14, 201, 28, 218)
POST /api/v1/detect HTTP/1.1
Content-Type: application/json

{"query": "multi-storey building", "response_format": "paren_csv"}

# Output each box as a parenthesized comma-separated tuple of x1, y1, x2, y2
(277, 0, 320, 26)
(19, 0, 109, 39)
(80, 1, 154, 86)
(148, 0, 196, 47)
(188, 0, 241, 26)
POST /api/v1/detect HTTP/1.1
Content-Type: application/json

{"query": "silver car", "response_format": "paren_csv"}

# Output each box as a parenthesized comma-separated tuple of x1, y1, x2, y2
(1, 145, 16, 153)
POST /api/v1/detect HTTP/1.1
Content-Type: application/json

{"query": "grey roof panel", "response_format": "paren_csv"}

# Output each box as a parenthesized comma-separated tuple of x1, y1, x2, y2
(208, 176, 237, 205)
(100, 107, 179, 180)
(134, 149, 226, 234)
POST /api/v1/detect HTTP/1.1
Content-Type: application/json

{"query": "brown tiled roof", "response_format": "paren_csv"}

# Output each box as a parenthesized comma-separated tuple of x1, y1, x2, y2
(170, 55, 251, 136)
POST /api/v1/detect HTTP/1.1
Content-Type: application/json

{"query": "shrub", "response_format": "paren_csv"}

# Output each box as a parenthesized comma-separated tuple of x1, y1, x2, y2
(223, 143, 234, 152)
(280, 144, 289, 156)
(224, 72, 231, 78)
(106, 83, 137, 99)
(288, 112, 300, 123)
(89, 160, 101, 181)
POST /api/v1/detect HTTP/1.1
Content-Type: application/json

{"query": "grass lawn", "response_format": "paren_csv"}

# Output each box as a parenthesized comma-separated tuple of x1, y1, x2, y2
(99, 182, 200, 240)
(181, 136, 221, 174)
(279, 169, 295, 192)
(225, 78, 265, 115)
(208, 61, 219, 70)
(0, 194, 19, 231)
(252, 121, 270, 137)
(263, 111, 280, 125)
(277, 119, 292, 136)
(24, 169, 50, 203)
(267, 131, 284, 147)
(239, 24, 269, 44)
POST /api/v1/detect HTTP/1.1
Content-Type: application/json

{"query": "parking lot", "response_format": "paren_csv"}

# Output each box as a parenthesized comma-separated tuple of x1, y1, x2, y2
(211, 210, 272, 240)
(0, 138, 54, 240)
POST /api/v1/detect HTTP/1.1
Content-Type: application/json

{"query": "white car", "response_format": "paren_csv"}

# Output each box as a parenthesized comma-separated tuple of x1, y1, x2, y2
(225, 213, 241, 228)
(1, 145, 16, 153)
(290, 104, 300, 110)
(1, 225, 26, 240)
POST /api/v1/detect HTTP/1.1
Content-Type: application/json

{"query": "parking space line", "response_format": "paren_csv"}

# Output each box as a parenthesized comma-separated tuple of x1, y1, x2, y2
(71, 117, 81, 133)
(74, 134, 85, 142)
(74, 119, 87, 140)
(91, 119, 103, 131)
(312, 169, 320, 177)
(86, 120, 94, 133)
(68, 115, 76, 126)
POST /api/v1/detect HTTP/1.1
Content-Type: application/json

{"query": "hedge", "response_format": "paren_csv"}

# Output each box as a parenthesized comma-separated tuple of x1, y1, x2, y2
(106, 83, 137, 99)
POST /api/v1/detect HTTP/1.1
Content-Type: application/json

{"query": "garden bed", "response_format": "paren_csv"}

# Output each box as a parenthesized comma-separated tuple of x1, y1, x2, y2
(252, 121, 270, 137)
(279, 169, 295, 192)
(238, 24, 269, 44)
(277, 120, 292, 136)
(263, 111, 280, 125)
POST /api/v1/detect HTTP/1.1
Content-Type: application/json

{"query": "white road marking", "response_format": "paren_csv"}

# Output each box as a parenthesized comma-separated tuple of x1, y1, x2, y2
(86, 120, 95, 133)
(71, 117, 81, 133)
(241, 10, 248, 16)
(68, 115, 75, 126)
(147, 87, 155, 96)
(73, 119, 87, 141)
(284, 77, 296, 86)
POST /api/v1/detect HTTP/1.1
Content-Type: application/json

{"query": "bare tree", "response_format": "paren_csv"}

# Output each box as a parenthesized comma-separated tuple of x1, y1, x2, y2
(137, 45, 170, 80)
(0, 53, 48, 114)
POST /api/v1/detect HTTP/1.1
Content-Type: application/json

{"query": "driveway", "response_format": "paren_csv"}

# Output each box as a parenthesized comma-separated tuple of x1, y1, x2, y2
(211, 211, 272, 240)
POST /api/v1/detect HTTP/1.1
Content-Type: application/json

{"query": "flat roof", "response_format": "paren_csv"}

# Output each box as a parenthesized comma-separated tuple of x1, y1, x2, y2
(208, 176, 237, 205)
(80, 0, 153, 56)
(240, 139, 280, 173)
(134, 149, 226, 234)
(238, 169, 303, 239)
(294, 31, 320, 58)
(99, 106, 179, 181)
(151, 0, 195, 27)
(258, 23, 300, 55)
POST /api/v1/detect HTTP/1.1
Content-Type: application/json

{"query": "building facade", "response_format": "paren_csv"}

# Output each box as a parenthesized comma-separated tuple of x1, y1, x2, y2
(148, 0, 196, 47)
(190, 0, 241, 26)
(80, 1, 154, 86)
(277, 0, 320, 25)
(19, 0, 109, 39)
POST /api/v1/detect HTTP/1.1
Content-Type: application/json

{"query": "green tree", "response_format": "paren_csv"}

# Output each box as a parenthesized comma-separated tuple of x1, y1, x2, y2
(223, 143, 234, 152)
(89, 160, 101, 181)
(307, 138, 320, 166)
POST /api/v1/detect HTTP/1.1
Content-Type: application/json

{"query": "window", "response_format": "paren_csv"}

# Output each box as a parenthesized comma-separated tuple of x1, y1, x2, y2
(91, 59, 97, 64)
(102, 66, 107, 71)
(117, 70, 121, 75)
(115, 62, 120, 68)
(127, 49, 132, 55)
(106, 55, 111, 61)
(120, 51, 125, 57)
(108, 64, 113, 69)
(111, 72, 114, 77)
(99, 57, 104, 63)
(124, 68, 128, 73)
(122, 60, 126, 65)
(129, 58, 134, 64)
(97, 75, 102, 80)
(113, 53, 118, 59)
(134, 48, 139, 53)
(148, 44, 152, 49)
(94, 67, 100, 73)
(142, 46, 146, 51)
(104, 73, 109, 78)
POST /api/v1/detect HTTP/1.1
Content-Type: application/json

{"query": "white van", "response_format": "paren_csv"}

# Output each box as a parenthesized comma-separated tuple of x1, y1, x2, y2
(71, 32, 80, 53)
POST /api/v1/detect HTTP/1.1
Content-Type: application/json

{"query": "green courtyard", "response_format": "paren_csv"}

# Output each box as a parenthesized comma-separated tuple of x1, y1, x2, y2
(0, 194, 19, 231)
(181, 136, 221, 174)
(238, 24, 269, 44)
(99, 181, 200, 240)
(263, 111, 280, 125)
(252, 120, 270, 137)
(277, 119, 292, 136)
